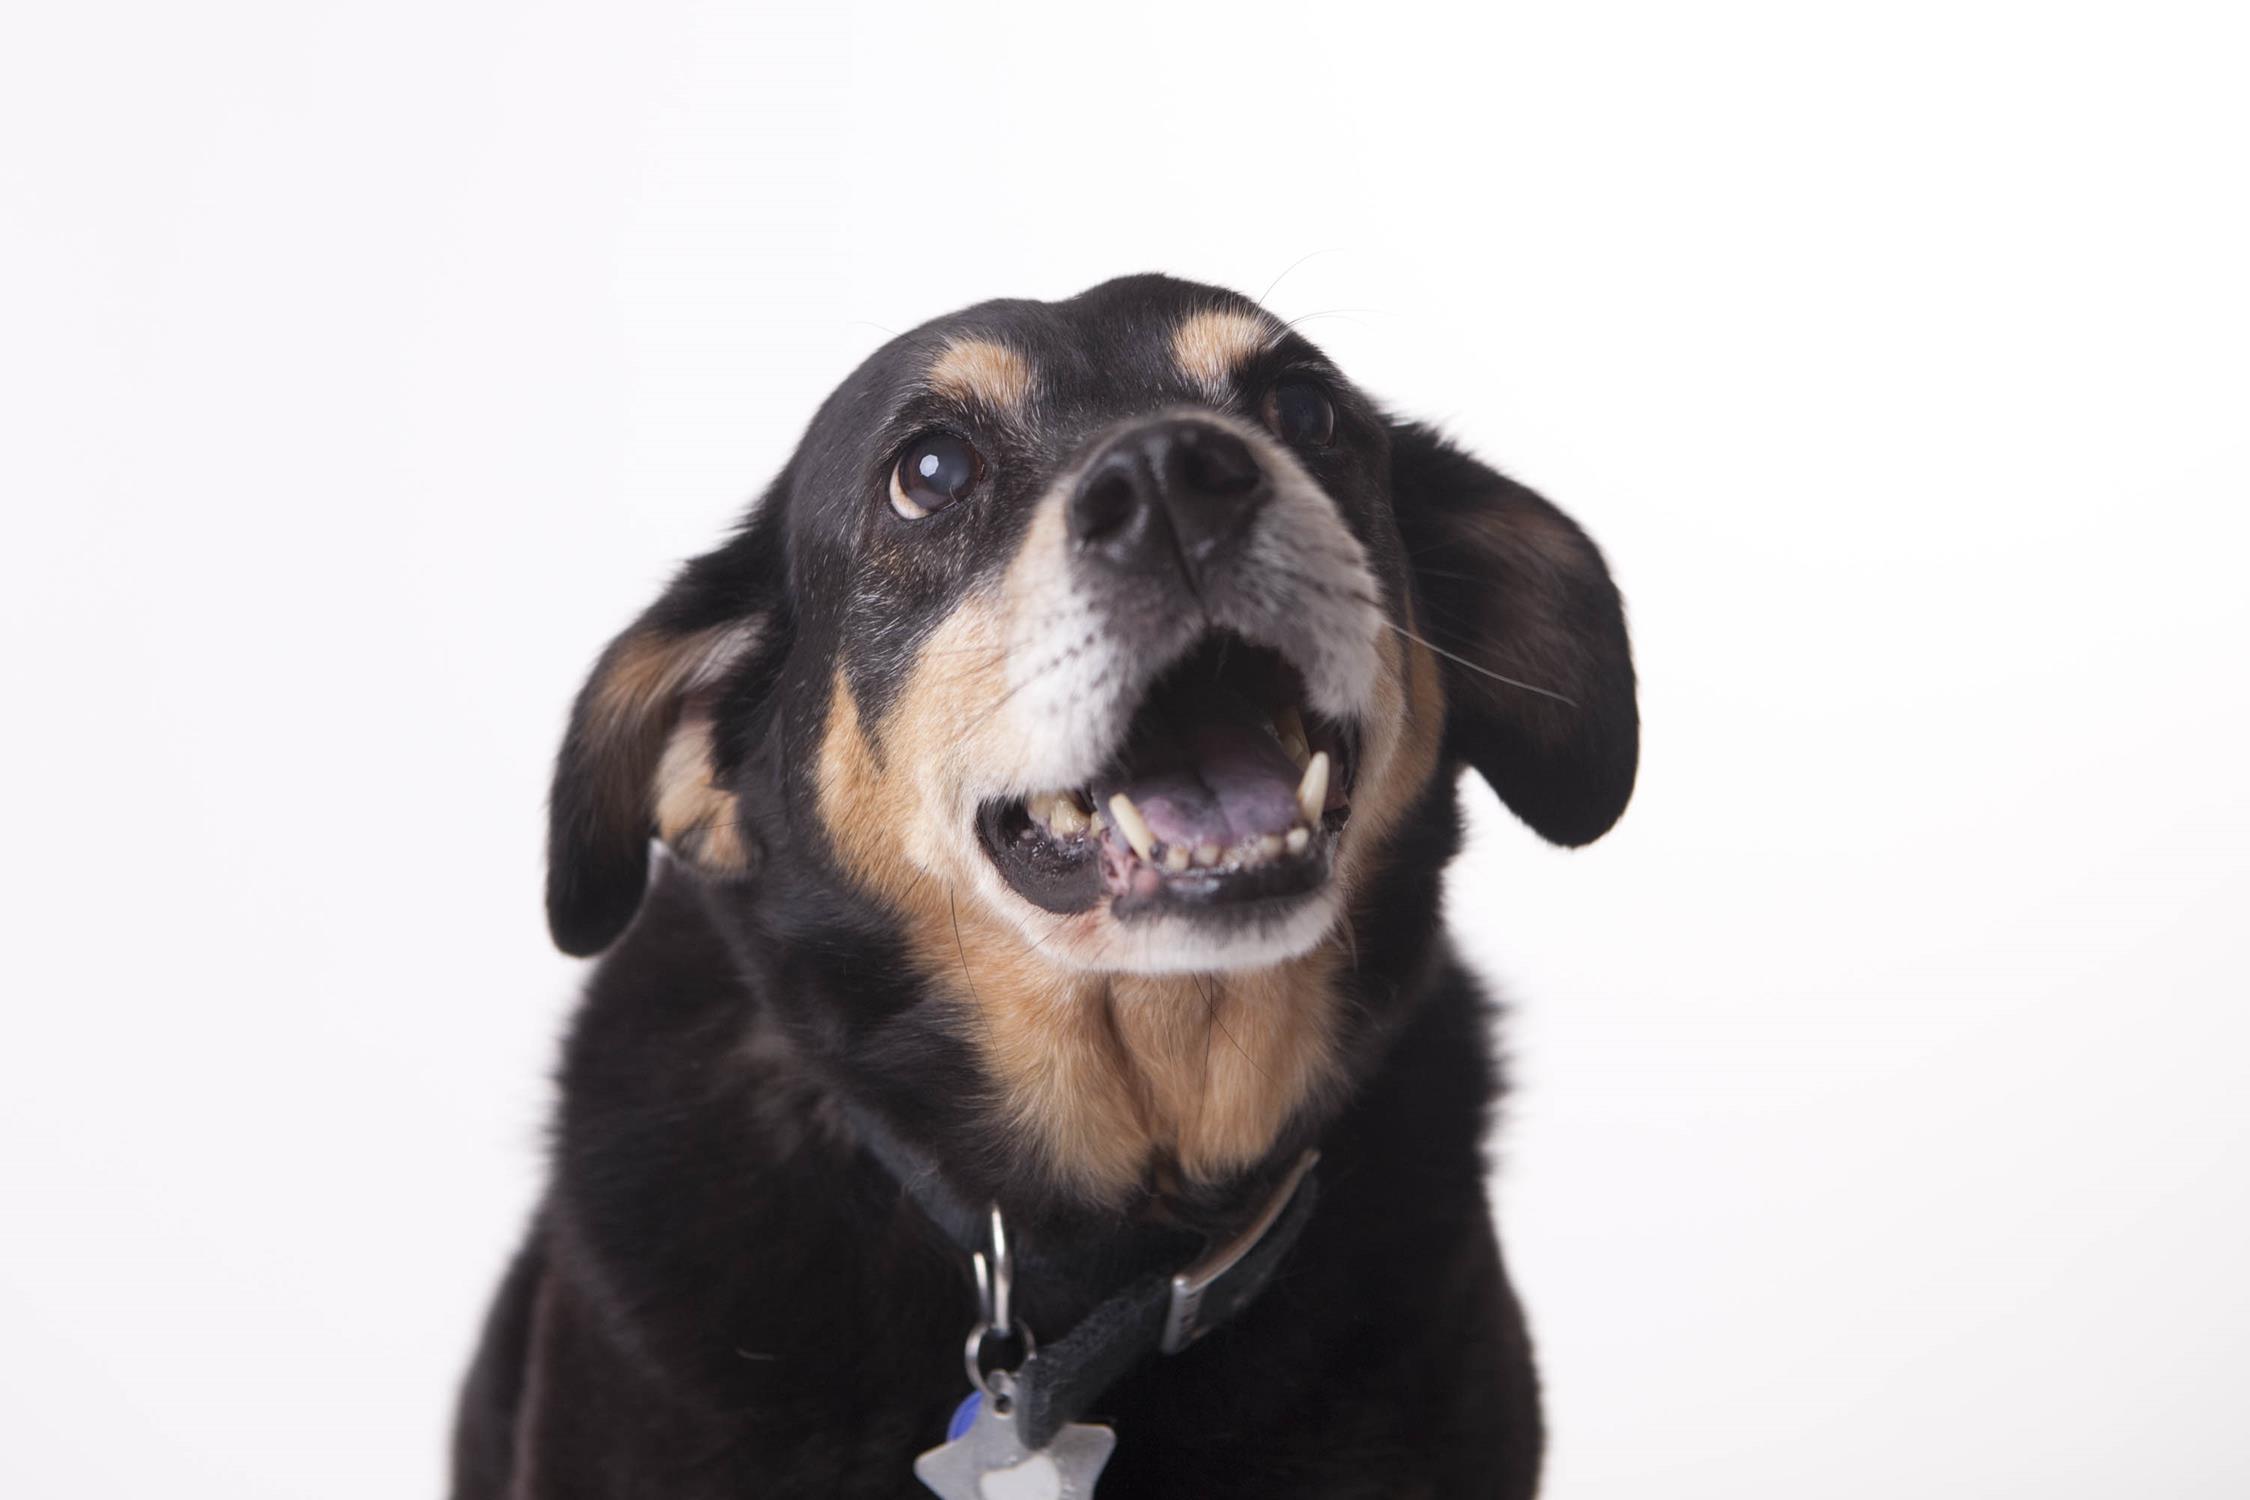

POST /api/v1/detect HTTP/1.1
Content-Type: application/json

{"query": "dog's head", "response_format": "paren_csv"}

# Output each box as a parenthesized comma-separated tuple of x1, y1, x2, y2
(545, 275, 1636, 1195)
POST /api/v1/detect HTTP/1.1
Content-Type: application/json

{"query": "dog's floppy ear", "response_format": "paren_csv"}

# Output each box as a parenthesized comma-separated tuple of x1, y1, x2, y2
(546, 512, 786, 957)
(1390, 422, 1638, 846)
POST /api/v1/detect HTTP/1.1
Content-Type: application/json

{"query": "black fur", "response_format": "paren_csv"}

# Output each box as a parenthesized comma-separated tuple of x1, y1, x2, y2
(458, 275, 1635, 1497)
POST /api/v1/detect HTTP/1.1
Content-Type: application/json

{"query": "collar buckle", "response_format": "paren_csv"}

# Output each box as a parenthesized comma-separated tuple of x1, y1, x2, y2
(1159, 1149, 1320, 1353)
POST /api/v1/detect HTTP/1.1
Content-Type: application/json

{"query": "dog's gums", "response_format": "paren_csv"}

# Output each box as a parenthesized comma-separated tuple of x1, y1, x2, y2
(974, 632, 1358, 919)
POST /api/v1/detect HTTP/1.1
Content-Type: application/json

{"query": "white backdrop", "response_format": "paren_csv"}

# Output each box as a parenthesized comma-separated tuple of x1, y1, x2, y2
(5, 2, 2246, 1495)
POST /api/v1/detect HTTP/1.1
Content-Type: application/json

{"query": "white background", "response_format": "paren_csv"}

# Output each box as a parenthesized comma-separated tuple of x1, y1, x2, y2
(5, 2, 2246, 1495)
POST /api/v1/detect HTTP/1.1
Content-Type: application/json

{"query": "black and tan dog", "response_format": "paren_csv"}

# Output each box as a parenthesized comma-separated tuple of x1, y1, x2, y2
(453, 274, 1636, 1498)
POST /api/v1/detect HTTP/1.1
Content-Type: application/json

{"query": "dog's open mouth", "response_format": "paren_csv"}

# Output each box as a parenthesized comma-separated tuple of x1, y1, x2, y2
(977, 632, 1359, 919)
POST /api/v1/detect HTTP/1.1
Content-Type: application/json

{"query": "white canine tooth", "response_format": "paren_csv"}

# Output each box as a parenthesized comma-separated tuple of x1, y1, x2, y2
(1163, 844, 1191, 873)
(1194, 842, 1222, 868)
(1048, 795, 1088, 837)
(1285, 826, 1310, 854)
(1297, 751, 1330, 826)
(1273, 706, 1311, 769)
(1107, 793, 1156, 861)
(1256, 833, 1285, 861)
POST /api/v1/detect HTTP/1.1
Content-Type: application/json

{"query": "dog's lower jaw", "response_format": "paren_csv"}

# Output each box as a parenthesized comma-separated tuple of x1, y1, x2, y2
(981, 872, 1347, 976)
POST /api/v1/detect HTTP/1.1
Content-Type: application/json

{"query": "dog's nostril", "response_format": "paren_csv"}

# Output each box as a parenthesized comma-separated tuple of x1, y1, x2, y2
(1069, 420, 1270, 576)
(1171, 428, 1262, 501)
(1071, 463, 1142, 546)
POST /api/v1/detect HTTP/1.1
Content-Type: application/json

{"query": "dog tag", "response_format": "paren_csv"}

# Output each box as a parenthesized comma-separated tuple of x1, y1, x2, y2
(913, 1368, 1115, 1500)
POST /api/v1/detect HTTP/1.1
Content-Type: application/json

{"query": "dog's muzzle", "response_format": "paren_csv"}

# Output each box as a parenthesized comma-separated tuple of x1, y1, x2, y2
(973, 414, 1377, 929)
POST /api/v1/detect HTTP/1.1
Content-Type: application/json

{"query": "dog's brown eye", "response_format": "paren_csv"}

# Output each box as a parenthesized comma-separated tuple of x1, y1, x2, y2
(1262, 380, 1336, 448)
(890, 433, 983, 519)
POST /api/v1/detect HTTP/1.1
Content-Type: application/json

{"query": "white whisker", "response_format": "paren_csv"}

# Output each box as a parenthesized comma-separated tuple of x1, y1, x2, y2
(1381, 622, 1578, 707)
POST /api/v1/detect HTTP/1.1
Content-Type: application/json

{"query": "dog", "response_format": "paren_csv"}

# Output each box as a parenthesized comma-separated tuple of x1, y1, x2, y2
(452, 273, 1637, 1498)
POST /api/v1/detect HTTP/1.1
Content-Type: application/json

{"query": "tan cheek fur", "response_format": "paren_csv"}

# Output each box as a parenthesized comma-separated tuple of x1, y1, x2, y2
(1330, 628, 1448, 897)
(814, 593, 1449, 1202)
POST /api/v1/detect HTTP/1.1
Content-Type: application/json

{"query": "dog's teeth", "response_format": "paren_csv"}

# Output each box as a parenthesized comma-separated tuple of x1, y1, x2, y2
(1163, 844, 1191, 873)
(1047, 794, 1088, 837)
(1273, 706, 1311, 769)
(1285, 826, 1310, 854)
(1296, 751, 1330, 826)
(1107, 793, 1156, 861)
(1257, 833, 1286, 861)
(1194, 842, 1222, 867)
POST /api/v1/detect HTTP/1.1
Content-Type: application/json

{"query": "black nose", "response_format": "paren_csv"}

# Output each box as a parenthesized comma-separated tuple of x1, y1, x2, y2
(1068, 419, 1270, 582)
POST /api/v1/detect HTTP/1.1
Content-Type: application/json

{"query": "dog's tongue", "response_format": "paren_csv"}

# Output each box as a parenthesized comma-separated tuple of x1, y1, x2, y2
(1092, 684, 1304, 852)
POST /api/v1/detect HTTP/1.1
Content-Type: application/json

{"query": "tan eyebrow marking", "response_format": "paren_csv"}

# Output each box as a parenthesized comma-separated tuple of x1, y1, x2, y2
(1171, 307, 1279, 393)
(925, 336, 1035, 413)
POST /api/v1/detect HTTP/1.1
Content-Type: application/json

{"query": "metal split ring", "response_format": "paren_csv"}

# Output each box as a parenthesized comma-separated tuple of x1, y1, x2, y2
(970, 1204, 1013, 1337)
(963, 1204, 1034, 1395)
(961, 1320, 1037, 1398)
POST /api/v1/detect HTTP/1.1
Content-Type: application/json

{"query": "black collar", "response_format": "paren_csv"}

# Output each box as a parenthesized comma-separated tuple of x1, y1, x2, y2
(847, 1102, 1321, 1449)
